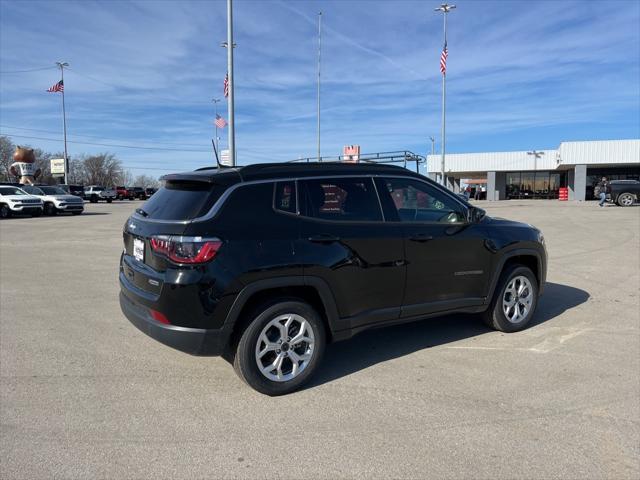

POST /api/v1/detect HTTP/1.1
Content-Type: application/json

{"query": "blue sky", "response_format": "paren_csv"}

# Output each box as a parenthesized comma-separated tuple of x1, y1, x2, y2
(1, 0, 639, 177)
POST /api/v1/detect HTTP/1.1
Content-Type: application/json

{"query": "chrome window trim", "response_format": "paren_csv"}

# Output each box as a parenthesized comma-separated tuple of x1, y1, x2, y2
(131, 173, 467, 225)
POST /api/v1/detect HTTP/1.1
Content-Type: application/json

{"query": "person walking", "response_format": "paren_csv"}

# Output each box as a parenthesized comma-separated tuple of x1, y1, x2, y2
(597, 176, 609, 207)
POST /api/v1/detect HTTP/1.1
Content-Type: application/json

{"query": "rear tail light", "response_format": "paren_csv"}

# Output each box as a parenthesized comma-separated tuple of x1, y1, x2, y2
(150, 235, 222, 264)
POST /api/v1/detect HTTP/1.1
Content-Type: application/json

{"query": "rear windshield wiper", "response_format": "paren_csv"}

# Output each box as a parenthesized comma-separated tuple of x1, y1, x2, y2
(135, 208, 149, 217)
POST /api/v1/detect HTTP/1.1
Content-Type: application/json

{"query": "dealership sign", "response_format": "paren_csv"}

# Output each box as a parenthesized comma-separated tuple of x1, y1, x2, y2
(343, 145, 360, 163)
(50, 158, 66, 176)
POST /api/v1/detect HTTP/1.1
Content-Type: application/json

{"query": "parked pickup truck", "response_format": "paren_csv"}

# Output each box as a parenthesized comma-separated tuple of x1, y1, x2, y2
(115, 186, 134, 201)
(609, 180, 640, 207)
(84, 186, 116, 203)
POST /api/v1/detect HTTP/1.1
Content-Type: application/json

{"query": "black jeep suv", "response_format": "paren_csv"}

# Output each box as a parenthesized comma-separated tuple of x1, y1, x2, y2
(120, 163, 546, 395)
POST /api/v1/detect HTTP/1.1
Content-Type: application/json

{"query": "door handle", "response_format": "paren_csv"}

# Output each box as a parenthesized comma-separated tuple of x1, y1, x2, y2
(308, 234, 340, 244)
(409, 234, 434, 243)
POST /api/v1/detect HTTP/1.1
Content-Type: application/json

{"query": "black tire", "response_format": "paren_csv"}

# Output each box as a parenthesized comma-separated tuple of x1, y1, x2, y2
(107, 198, 113, 203)
(90, 195, 98, 203)
(233, 299, 326, 396)
(617, 192, 635, 207)
(0, 204, 10, 219)
(71, 211, 83, 215)
(44, 203, 57, 216)
(483, 265, 538, 333)
(129, 197, 134, 201)
(31, 209, 42, 217)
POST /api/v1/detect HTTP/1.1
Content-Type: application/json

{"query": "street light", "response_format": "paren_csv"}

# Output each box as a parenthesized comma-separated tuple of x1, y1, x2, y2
(434, 3, 456, 187)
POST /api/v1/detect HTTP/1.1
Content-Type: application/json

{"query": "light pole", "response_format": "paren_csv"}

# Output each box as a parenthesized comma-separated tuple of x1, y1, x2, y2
(225, 0, 235, 166)
(212, 98, 221, 154)
(435, 3, 455, 187)
(56, 61, 69, 184)
(317, 11, 322, 161)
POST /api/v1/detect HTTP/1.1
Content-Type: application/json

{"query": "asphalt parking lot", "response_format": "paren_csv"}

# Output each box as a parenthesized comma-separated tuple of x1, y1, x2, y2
(1, 199, 639, 479)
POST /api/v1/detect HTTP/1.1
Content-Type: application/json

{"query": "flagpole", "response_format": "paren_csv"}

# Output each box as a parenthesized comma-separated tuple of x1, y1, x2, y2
(317, 11, 322, 162)
(226, 0, 236, 167)
(435, 4, 455, 187)
(56, 61, 69, 184)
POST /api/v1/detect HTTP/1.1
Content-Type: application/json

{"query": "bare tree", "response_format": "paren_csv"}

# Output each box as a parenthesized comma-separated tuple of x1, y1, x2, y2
(120, 170, 134, 187)
(0, 136, 15, 181)
(133, 174, 160, 188)
(81, 153, 123, 186)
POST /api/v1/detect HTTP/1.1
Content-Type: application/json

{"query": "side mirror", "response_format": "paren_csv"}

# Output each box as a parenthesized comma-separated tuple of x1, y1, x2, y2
(468, 206, 486, 223)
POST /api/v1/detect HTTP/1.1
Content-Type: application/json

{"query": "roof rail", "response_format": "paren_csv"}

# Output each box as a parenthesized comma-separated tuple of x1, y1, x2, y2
(287, 150, 425, 173)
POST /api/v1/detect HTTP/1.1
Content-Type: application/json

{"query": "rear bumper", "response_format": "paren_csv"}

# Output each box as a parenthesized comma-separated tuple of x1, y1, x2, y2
(119, 291, 231, 356)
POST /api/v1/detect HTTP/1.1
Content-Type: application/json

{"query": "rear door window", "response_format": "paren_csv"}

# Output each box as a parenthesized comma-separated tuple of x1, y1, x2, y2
(141, 181, 226, 220)
(300, 177, 382, 222)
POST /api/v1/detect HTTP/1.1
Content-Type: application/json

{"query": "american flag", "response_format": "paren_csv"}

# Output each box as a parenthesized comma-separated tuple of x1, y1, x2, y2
(47, 80, 64, 93)
(223, 73, 229, 98)
(215, 114, 227, 129)
(440, 42, 448, 75)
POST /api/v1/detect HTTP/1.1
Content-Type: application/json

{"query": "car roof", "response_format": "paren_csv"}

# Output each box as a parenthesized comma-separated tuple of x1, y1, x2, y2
(164, 162, 422, 184)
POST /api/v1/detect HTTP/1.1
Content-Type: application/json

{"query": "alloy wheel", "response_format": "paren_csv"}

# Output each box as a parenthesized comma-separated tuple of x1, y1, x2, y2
(255, 313, 315, 382)
(619, 193, 634, 206)
(502, 275, 534, 324)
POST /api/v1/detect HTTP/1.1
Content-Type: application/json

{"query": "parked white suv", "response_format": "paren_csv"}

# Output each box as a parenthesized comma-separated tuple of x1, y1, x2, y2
(21, 185, 85, 215)
(84, 185, 116, 203)
(0, 186, 44, 218)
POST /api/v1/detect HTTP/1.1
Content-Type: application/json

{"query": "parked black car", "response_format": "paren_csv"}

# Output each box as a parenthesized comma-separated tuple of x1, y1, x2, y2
(119, 163, 547, 395)
(131, 187, 147, 200)
(144, 187, 157, 197)
(59, 184, 85, 197)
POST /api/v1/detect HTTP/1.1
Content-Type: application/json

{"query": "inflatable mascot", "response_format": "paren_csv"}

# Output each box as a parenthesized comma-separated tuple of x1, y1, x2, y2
(9, 146, 41, 185)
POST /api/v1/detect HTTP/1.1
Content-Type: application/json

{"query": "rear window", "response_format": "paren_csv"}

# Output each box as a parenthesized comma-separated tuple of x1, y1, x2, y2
(140, 181, 226, 220)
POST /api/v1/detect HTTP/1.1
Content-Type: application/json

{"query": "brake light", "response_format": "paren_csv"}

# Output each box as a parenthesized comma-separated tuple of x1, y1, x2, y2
(150, 235, 222, 264)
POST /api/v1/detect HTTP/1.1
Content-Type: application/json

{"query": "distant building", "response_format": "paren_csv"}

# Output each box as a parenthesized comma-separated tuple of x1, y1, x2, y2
(427, 139, 640, 201)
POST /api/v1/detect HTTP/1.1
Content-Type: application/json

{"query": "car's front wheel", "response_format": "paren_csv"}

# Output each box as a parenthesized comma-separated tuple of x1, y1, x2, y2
(233, 300, 326, 396)
(107, 198, 113, 203)
(0, 204, 10, 219)
(44, 203, 57, 216)
(617, 192, 635, 207)
(483, 265, 538, 333)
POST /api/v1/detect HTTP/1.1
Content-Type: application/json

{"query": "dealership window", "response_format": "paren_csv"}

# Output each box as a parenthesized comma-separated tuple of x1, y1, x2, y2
(506, 171, 566, 199)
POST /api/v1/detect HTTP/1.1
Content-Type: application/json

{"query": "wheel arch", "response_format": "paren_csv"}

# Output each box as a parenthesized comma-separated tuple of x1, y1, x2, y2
(485, 249, 544, 303)
(224, 276, 340, 349)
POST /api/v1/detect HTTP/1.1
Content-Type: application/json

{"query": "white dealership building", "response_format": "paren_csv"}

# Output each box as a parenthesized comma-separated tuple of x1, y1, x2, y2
(426, 139, 640, 201)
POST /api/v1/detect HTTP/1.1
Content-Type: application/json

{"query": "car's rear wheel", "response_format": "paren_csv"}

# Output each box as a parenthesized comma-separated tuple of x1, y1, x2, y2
(617, 192, 635, 207)
(107, 198, 113, 203)
(233, 300, 325, 396)
(483, 265, 538, 332)
(0, 204, 10, 219)
(44, 203, 57, 216)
